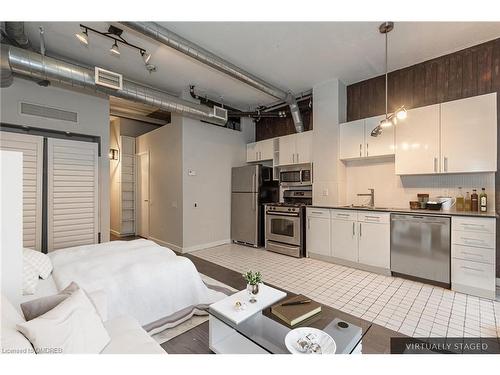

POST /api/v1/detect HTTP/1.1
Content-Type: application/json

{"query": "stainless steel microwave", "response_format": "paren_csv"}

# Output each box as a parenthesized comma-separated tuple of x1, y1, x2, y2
(279, 164, 312, 186)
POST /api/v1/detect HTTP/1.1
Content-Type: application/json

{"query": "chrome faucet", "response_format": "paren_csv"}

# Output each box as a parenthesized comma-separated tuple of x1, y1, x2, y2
(357, 188, 375, 207)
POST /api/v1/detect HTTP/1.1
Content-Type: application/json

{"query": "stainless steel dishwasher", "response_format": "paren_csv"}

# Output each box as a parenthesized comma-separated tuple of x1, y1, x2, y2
(390, 214, 450, 285)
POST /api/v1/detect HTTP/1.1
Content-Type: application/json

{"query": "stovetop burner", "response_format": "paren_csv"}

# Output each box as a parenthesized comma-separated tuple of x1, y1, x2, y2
(267, 202, 308, 207)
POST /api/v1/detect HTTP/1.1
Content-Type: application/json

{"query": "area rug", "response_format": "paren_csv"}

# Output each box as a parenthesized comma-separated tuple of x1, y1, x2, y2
(152, 273, 237, 345)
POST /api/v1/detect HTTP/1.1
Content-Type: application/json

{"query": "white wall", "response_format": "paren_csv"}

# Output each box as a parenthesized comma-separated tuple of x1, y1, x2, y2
(109, 119, 121, 234)
(182, 116, 254, 252)
(0, 151, 23, 303)
(344, 158, 496, 211)
(0, 78, 111, 242)
(136, 115, 254, 252)
(136, 118, 184, 250)
(312, 78, 347, 206)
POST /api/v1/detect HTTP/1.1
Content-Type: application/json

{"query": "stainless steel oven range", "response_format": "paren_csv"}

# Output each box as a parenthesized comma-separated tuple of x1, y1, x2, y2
(265, 189, 312, 258)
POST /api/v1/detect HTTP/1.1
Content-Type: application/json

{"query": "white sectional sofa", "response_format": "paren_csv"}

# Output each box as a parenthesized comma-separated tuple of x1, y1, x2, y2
(1, 294, 165, 355)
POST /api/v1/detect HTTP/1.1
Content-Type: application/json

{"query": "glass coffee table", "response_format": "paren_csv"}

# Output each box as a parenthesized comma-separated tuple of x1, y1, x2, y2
(208, 285, 371, 354)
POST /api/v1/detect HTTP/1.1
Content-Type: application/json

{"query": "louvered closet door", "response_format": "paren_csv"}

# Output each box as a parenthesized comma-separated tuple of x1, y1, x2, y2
(47, 138, 99, 251)
(0, 132, 43, 250)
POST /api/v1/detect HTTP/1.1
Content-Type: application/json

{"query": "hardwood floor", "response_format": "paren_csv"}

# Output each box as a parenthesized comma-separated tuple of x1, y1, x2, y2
(161, 321, 212, 354)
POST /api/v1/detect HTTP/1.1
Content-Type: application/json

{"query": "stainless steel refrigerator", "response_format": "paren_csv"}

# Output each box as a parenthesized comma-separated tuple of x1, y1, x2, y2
(231, 165, 278, 247)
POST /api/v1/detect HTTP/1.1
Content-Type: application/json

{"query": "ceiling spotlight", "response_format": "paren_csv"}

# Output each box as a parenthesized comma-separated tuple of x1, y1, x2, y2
(75, 28, 89, 45)
(110, 41, 120, 56)
(396, 106, 408, 120)
(141, 51, 152, 64)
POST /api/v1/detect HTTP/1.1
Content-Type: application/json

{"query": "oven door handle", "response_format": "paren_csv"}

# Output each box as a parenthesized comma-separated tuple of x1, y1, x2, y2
(266, 212, 300, 217)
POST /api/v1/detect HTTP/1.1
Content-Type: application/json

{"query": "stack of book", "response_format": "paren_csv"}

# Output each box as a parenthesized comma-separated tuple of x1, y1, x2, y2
(271, 295, 322, 326)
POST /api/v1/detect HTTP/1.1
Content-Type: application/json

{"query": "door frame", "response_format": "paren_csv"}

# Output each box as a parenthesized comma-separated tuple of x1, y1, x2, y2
(135, 151, 150, 239)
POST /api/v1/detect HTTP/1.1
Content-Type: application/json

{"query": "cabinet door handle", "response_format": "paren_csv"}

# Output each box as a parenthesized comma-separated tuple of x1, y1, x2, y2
(292, 153, 295, 163)
(359, 223, 362, 237)
(352, 222, 355, 237)
(359, 144, 362, 157)
(434, 157, 438, 173)
(311, 211, 324, 215)
(256, 151, 258, 160)
(444, 157, 448, 172)
(366, 143, 369, 157)
(308, 218, 310, 230)
(296, 153, 300, 163)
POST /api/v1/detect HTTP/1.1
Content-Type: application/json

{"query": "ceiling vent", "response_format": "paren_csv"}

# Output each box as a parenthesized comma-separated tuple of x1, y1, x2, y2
(212, 106, 228, 122)
(94, 67, 123, 90)
(20, 102, 78, 123)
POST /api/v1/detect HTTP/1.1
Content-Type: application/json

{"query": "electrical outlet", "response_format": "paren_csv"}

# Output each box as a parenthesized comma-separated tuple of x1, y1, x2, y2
(194, 202, 198, 208)
(188, 169, 196, 176)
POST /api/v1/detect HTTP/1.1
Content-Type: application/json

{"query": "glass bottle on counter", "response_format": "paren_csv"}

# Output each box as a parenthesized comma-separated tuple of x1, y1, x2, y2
(480, 188, 488, 212)
(464, 191, 472, 211)
(471, 189, 479, 212)
(456, 187, 464, 211)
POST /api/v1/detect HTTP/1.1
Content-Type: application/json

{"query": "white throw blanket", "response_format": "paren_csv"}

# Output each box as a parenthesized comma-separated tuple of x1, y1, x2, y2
(49, 239, 224, 326)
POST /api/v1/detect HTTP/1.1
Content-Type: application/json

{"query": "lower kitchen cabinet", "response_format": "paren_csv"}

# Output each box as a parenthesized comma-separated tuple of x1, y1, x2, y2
(306, 215, 331, 257)
(358, 221, 390, 269)
(331, 219, 358, 262)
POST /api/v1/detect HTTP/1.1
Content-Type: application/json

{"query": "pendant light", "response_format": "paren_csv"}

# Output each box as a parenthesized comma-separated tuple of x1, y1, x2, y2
(371, 21, 407, 137)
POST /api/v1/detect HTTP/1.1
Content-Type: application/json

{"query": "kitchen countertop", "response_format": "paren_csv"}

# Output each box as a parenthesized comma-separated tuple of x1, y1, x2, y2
(308, 205, 499, 218)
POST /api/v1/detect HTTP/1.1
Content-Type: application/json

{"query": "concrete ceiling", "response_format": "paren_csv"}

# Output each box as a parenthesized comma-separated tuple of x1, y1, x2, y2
(23, 22, 500, 109)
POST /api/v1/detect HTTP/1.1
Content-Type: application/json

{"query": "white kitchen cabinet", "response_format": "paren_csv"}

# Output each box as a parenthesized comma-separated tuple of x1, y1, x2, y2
(395, 104, 440, 175)
(451, 216, 496, 299)
(306, 209, 331, 257)
(340, 116, 394, 160)
(246, 142, 258, 162)
(295, 131, 313, 164)
(339, 119, 365, 159)
(358, 221, 390, 269)
(246, 139, 275, 162)
(364, 115, 395, 158)
(331, 218, 358, 263)
(440, 93, 497, 173)
(278, 131, 313, 166)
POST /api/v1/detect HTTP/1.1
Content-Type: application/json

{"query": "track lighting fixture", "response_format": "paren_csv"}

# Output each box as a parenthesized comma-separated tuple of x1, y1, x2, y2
(371, 22, 408, 138)
(75, 27, 89, 45)
(76, 24, 154, 72)
(110, 41, 120, 56)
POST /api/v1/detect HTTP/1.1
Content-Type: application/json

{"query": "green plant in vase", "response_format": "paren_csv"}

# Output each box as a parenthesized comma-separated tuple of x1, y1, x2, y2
(243, 270, 262, 303)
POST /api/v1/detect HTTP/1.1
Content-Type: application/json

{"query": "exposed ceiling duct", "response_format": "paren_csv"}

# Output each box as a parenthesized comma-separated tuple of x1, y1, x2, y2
(0, 44, 227, 126)
(120, 21, 304, 132)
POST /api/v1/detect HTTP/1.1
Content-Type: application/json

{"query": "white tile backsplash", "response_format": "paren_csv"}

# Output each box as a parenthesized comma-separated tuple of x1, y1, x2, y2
(344, 157, 495, 211)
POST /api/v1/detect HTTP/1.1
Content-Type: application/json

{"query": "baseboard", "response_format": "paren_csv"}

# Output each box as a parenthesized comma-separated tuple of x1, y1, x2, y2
(182, 239, 231, 254)
(148, 236, 183, 253)
(308, 252, 391, 276)
(110, 229, 134, 237)
(110, 229, 121, 236)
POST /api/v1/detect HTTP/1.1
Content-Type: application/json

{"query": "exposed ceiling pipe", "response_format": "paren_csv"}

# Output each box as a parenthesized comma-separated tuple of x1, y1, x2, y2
(0, 44, 226, 126)
(120, 21, 304, 132)
(4, 22, 31, 49)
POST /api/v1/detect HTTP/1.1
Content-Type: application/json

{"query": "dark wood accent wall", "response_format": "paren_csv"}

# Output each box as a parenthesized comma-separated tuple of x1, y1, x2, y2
(347, 37, 500, 278)
(255, 107, 313, 141)
(347, 38, 500, 121)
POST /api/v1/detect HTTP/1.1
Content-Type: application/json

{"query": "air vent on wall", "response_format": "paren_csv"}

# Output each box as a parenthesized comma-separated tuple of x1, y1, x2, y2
(95, 67, 123, 90)
(212, 106, 228, 122)
(20, 102, 78, 123)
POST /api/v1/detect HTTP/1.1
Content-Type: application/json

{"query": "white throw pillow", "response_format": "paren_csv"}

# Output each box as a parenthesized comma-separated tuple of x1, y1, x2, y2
(1, 294, 35, 354)
(16, 289, 111, 354)
(22, 260, 39, 295)
(23, 248, 53, 279)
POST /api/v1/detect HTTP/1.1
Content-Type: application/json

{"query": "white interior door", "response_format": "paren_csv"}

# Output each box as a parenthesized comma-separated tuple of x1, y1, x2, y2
(0, 132, 43, 250)
(47, 138, 99, 251)
(136, 152, 150, 238)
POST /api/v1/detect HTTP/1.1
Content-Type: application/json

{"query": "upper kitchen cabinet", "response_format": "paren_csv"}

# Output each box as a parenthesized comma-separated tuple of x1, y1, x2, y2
(440, 93, 497, 174)
(278, 131, 313, 166)
(340, 116, 394, 160)
(364, 115, 395, 158)
(339, 119, 365, 159)
(246, 138, 274, 163)
(395, 104, 440, 175)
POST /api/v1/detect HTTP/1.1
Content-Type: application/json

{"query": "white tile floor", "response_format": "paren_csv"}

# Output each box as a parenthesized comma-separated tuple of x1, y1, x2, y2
(192, 243, 500, 338)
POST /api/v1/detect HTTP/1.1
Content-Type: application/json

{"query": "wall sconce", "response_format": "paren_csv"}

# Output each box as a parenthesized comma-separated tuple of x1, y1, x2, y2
(109, 148, 119, 160)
